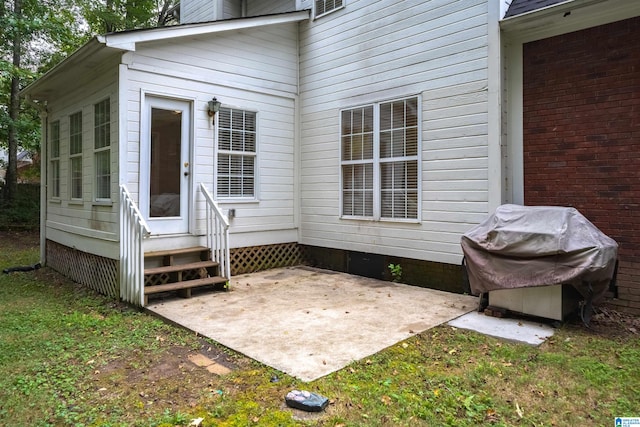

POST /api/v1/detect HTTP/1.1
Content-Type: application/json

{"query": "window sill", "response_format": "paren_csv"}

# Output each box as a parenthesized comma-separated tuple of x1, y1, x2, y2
(340, 216, 421, 224)
(217, 198, 259, 204)
(92, 200, 113, 207)
(68, 200, 84, 206)
(48, 199, 62, 204)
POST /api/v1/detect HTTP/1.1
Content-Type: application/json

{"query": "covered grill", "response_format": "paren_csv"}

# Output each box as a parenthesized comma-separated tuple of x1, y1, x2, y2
(461, 205, 618, 322)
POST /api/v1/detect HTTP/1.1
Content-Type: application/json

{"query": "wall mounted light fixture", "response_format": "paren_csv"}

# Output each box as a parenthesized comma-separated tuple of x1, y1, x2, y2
(207, 97, 222, 124)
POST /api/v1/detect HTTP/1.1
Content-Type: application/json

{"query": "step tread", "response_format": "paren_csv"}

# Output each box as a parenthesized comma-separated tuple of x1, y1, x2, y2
(144, 246, 209, 258)
(144, 260, 219, 276)
(144, 276, 228, 294)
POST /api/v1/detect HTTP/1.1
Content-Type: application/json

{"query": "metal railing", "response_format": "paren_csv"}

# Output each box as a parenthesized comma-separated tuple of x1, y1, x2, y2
(119, 184, 150, 306)
(200, 183, 231, 282)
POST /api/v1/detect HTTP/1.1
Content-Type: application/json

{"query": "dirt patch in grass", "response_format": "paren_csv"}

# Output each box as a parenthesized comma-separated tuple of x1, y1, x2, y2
(588, 306, 640, 337)
(0, 230, 39, 251)
(91, 336, 251, 413)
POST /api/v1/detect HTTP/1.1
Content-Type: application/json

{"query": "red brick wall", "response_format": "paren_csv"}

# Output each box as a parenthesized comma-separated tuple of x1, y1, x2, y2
(522, 16, 640, 314)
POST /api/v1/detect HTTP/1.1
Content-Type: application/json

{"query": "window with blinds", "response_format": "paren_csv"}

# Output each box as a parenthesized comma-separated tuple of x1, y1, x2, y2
(340, 96, 420, 220)
(216, 107, 257, 199)
(315, 0, 344, 18)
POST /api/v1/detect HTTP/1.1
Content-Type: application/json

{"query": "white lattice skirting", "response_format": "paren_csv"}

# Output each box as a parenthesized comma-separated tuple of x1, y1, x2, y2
(46, 240, 119, 298)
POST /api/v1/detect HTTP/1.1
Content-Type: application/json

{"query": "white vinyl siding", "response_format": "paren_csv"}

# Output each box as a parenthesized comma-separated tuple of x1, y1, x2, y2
(94, 98, 111, 200)
(69, 111, 83, 200)
(341, 96, 419, 220)
(247, 0, 296, 15)
(50, 120, 61, 199)
(299, 0, 490, 264)
(315, 0, 343, 18)
(38, 53, 120, 257)
(123, 22, 300, 243)
(217, 107, 257, 199)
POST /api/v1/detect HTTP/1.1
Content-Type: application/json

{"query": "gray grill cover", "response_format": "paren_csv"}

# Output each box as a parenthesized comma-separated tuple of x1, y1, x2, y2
(461, 205, 618, 302)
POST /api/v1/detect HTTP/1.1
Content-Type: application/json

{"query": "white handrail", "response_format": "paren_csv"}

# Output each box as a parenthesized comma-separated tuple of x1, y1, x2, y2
(200, 183, 231, 282)
(119, 184, 150, 306)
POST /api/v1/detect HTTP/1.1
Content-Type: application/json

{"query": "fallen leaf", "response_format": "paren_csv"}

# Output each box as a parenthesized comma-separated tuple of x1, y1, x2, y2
(515, 401, 524, 418)
(380, 395, 392, 405)
(401, 343, 409, 349)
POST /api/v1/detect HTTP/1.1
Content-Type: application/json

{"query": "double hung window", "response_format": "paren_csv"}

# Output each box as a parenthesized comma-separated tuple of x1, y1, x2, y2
(94, 99, 111, 200)
(50, 121, 61, 198)
(216, 108, 257, 199)
(341, 96, 420, 220)
(69, 111, 83, 200)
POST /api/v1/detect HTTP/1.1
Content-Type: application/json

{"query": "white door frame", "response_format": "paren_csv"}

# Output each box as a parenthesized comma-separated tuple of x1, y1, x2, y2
(139, 96, 192, 235)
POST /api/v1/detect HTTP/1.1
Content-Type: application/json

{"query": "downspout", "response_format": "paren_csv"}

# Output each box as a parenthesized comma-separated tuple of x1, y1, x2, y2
(487, 0, 504, 212)
(294, 21, 302, 245)
(25, 95, 47, 265)
(241, 0, 247, 17)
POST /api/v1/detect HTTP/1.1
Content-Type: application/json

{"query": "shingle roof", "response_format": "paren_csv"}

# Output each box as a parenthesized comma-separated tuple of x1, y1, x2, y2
(504, 0, 568, 18)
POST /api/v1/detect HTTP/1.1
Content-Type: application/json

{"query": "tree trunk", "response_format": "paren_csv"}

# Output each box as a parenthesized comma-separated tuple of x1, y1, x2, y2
(5, 0, 22, 204)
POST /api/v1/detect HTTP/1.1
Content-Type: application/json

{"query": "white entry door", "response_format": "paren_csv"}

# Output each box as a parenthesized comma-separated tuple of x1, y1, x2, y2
(141, 97, 191, 234)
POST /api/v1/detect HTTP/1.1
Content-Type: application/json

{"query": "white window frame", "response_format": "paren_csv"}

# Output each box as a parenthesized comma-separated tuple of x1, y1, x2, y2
(340, 95, 421, 222)
(50, 120, 61, 199)
(69, 111, 83, 200)
(94, 98, 111, 201)
(314, 0, 344, 19)
(215, 107, 258, 201)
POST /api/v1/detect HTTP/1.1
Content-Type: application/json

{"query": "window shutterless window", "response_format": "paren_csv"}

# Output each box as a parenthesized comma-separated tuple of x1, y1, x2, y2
(50, 120, 60, 198)
(216, 107, 257, 199)
(341, 96, 420, 221)
(94, 99, 110, 200)
(69, 111, 83, 200)
(315, 0, 344, 18)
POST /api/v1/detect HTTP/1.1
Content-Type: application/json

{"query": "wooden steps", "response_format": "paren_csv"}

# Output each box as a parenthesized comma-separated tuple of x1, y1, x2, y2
(144, 276, 228, 295)
(144, 260, 219, 276)
(143, 246, 228, 304)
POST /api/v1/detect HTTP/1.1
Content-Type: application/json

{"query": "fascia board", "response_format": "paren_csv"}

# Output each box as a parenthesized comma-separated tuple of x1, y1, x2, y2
(500, 0, 640, 42)
(98, 10, 310, 51)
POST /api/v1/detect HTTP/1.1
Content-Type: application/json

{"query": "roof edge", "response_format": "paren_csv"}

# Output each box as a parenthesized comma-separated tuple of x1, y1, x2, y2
(99, 9, 311, 51)
(501, 0, 577, 24)
(21, 37, 111, 100)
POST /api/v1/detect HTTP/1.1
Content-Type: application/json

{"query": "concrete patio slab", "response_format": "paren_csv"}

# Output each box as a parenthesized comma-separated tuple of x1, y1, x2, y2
(448, 311, 555, 345)
(146, 266, 476, 382)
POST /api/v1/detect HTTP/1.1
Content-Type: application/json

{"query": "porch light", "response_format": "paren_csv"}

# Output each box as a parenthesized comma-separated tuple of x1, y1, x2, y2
(207, 97, 222, 123)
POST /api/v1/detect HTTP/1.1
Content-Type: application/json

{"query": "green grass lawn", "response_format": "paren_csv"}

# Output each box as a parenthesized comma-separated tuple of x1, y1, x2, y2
(1, 235, 639, 426)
